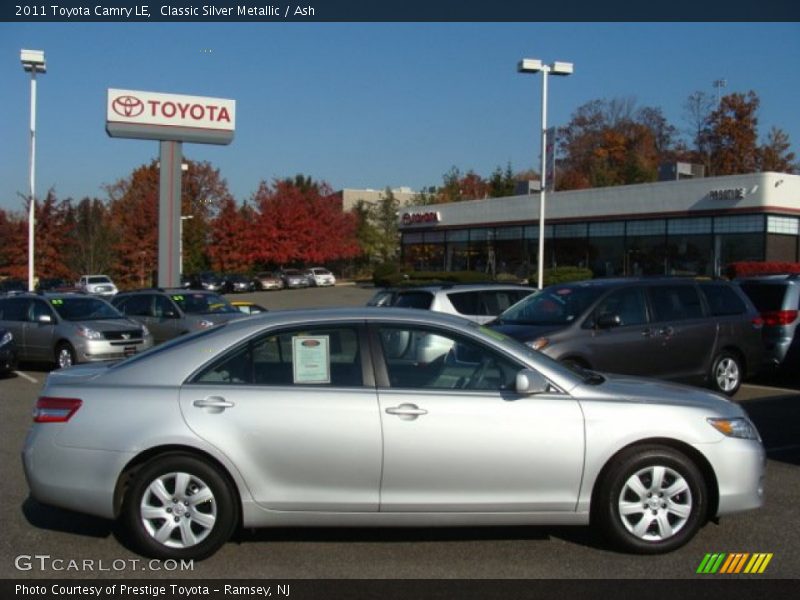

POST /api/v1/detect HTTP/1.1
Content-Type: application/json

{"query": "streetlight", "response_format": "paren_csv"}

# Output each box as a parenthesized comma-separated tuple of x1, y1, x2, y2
(20, 49, 46, 292)
(517, 58, 573, 290)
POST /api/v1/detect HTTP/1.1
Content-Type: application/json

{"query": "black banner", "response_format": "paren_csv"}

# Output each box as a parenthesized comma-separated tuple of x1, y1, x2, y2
(4, 0, 800, 22)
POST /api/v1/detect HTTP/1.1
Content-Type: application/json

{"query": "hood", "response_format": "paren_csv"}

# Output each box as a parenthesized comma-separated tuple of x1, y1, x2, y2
(490, 321, 566, 342)
(582, 372, 741, 415)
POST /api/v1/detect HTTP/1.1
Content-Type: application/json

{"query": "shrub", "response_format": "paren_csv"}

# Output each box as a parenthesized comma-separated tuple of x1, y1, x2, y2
(726, 261, 800, 279)
(528, 266, 594, 287)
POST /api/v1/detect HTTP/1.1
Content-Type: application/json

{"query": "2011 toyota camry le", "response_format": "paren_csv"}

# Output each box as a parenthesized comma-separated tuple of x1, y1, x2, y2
(22, 307, 765, 560)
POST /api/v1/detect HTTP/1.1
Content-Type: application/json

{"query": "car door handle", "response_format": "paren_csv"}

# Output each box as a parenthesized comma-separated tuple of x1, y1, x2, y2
(385, 403, 428, 420)
(193, 397, 235, 409)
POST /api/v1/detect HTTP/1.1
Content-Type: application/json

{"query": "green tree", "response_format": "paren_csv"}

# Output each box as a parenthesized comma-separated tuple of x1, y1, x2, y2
(65, 197, 114, 276)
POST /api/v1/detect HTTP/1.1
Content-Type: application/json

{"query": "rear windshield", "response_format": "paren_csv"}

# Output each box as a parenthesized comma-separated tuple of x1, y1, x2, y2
(87, 276, 111, 284)
(497, 286, 605, 325)
(50, 297, 123, 321)
(394, 291, 435, 310)
(739, 283, 790, 312)
(169, 292, 239, 315)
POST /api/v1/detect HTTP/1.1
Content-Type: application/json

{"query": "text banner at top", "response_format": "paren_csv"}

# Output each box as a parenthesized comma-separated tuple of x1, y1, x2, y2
(4, 0, 800, 22)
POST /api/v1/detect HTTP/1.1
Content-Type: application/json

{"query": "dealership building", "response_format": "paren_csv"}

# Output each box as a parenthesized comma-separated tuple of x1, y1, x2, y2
(398, 172, 800, 278)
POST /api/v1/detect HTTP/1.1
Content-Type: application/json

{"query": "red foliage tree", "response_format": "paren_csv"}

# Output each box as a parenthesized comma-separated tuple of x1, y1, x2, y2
(249, 178, 360, 267)
(208, 197, 253, 273)
(0, 208, 27, 278)
(35, 190, 77, 280)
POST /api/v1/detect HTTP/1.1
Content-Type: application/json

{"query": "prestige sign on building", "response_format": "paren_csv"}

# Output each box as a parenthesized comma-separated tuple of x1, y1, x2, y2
(106, 88, 236, 288)
(106, 88, 235, 144)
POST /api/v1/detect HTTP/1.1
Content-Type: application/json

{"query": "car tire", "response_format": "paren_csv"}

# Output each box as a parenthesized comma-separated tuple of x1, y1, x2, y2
(593, 445, 706, 554)
(710, 351, 742, 396)
(55, 342, 76, 369)
(122, 454, 238, 560)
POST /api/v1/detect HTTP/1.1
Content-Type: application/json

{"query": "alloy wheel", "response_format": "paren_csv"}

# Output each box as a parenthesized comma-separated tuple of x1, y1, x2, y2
(617, 465, 693, 542)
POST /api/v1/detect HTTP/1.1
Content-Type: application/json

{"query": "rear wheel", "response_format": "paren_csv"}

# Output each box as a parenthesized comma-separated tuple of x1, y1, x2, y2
(55, 342, 76, 369)
(122, 454, 238, 560)
(710, 351, 742, 396)
(594, 445, 707, 554)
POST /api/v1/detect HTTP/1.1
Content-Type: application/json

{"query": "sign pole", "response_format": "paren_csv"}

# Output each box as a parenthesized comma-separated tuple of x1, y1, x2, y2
(158, 141, 183, 288)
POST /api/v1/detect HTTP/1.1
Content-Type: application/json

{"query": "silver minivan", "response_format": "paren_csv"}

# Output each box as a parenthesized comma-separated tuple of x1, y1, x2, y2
(0, 292, 153, 368)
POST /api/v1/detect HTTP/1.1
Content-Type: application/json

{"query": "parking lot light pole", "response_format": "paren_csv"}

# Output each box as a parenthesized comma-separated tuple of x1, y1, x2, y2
(20, 49, 46, 292)
(517, 58, 573, 290)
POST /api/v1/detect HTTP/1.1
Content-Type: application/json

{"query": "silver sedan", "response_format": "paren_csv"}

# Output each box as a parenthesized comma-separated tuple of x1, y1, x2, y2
(22, 308, 765, 560)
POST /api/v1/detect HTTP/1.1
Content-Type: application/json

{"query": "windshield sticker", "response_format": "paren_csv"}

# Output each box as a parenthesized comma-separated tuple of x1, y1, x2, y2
(171, 295, 185, 301)
(50, 299, 64, 305)
(292, 335, 330, 384)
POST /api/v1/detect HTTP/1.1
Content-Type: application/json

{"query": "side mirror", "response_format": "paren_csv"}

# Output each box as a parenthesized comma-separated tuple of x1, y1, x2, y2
(515, 369, 549, 395)
(596, 313, 622, 329)
(37, 314, 53, 324)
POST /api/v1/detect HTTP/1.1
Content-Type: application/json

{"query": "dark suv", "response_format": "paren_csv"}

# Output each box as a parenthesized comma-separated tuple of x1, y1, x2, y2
(491, 278, 763, 395)
(112, 289, 246, 345)
(737, 274, 800, 371)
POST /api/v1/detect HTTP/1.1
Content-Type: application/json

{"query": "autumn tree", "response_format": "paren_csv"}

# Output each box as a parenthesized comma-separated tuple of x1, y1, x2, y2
(207, 197, 252, 273)
(759, 127, 797, 173)
(699, 91, 761, 176)
(65, 197, 115, 276)
(34, 190, 77, 280)
(557, 98, 671, 189)
(249, 177, 359, 267)
(0, 208, 26, 278)
(106, 162, 160, 287)
(354, 188, 401, 265)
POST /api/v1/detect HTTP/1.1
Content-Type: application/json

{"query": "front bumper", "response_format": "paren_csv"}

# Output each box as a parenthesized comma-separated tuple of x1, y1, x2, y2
(698, 437, 766, 516)
(75, 337, 154, 363)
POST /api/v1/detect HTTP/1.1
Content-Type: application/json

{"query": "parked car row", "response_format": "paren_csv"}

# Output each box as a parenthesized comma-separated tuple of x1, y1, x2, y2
(369, 276, 795, 396)
(184, 267, 337, 293)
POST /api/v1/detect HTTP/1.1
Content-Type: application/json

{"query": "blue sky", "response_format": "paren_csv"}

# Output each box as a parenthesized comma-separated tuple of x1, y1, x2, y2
(1, 22, 798, 212)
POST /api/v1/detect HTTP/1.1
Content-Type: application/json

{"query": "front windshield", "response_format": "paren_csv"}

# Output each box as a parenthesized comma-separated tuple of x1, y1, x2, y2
(87, 276, 111, 284)
(169, 292, 238, 315)
(497, 286, 605, 326)
(51, 297, 123, 321)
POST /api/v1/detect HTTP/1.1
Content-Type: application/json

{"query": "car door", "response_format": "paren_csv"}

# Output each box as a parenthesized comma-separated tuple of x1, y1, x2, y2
(371, 323, 584, 513)
(180, 322, 382, 511)
(579, 286, 666, 377)
(646, 284, 718, 381)
(23, 298, 57, 361)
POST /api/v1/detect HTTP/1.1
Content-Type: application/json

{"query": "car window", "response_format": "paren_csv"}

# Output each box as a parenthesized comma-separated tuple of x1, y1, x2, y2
(481, 290, 526, 316)
(117, 294, 152, 317)
(700, 283, 747, 316)
(447, 291, 480, 315)
(591, 287, 648, 326)
(153, 295, 177, 318)
(377, 325, 520, 391)
(87, 276, 111, 284)
(30, 299, 55, 321)
(498, 286, 605, 325)
(170, 292, 238, 314)
(648, 285, 704, 322)
(394, 291, 435, 310)
(738, 282, 789, 312)
(194, 325, 363, 387)
(0, 298, 30, 321)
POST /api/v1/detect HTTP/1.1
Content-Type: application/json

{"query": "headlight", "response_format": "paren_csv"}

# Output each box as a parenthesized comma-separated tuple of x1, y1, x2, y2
(526, 338, 549, 351)
(140, 325, 151, 337)
(707, 417, 760, 441)
(76, 325, 103, 340)
(0, 331, 12, 347)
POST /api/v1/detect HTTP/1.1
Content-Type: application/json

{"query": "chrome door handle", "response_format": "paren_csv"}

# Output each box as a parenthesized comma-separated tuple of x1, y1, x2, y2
(385, 403, 428, 420)
(193, 396, 235, 409)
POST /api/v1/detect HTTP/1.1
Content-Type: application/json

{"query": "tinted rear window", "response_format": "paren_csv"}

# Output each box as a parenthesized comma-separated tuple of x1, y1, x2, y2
(700, 283, 747, 316)
(394, 291, 435, 310)
(447, 291, 480, 315)
(739, 283, 790, 312)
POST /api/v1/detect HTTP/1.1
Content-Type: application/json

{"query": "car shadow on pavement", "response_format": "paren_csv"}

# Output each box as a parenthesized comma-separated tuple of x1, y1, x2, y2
(22, 497, 116, 539)
(738, 392, 800, 467)
(232, 524, 609, 551)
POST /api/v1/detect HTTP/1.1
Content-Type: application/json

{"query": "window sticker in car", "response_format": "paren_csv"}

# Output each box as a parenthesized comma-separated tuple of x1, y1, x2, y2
(50, 299, 63, 305)
(292, 335, 331, 384)
(171, 295, 185, 301)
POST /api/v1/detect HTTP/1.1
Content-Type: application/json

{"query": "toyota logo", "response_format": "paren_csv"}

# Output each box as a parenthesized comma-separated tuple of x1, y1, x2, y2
(112, 95, 144, 118)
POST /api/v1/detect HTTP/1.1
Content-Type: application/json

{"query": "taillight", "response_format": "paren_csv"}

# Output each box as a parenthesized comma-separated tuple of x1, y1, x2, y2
(33, 397, 82, 423)
(761, 310, 799, 327)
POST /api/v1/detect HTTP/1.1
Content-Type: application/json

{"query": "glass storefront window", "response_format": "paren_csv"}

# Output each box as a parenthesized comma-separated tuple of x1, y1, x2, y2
(667, 234, 713, 276)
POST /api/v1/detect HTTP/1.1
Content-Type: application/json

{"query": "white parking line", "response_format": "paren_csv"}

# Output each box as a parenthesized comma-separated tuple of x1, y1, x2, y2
(14, 371, 38, 384)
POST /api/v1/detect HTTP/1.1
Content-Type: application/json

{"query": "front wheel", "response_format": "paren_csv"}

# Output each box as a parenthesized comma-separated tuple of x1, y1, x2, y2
(710, 352, 742, 396)
(55, 342, 76, 369)
(122, 454, 238, 560)
(594, 445, 707, 554)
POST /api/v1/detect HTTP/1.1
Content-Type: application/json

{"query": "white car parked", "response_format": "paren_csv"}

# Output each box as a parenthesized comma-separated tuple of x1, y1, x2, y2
(76, 274, 118, 298)
(305, 267, 336, 287)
